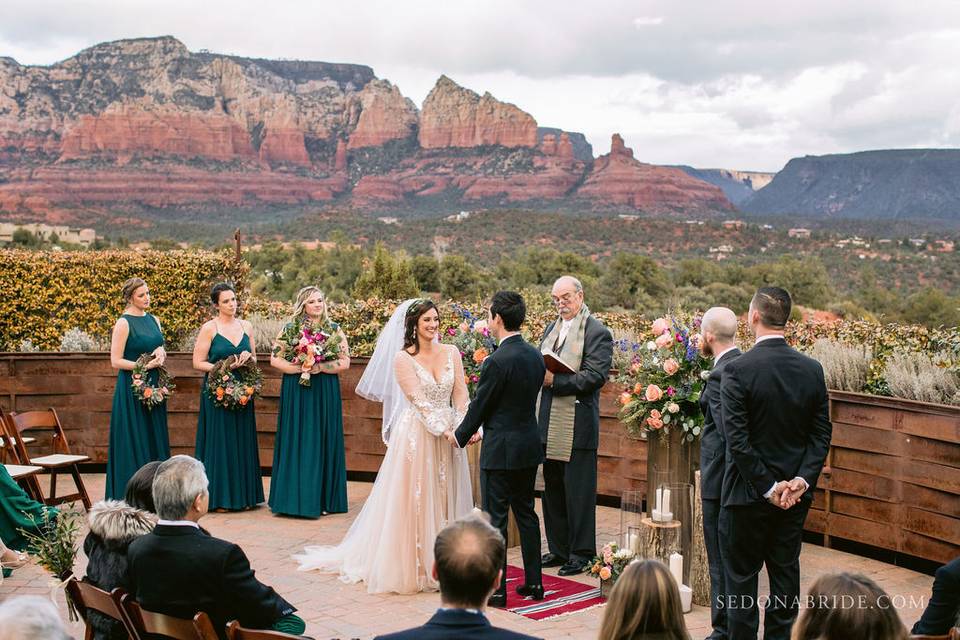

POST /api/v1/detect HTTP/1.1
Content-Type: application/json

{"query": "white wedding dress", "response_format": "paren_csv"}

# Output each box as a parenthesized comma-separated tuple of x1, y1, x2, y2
(294, 344, 475, 594)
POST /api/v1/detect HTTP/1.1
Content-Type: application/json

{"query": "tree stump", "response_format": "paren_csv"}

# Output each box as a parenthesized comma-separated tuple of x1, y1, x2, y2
(637, 516, 681, 563)
(690, 470, 711, 606)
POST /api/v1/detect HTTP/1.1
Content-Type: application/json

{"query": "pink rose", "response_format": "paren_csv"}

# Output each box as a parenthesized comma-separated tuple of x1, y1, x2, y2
(646, 416, 664, 430)
(603, 550, 613, 564)
(663, 358, 679, 375)
(650, 409, 661, 420)
(644, 384, 663, 402)
(655, 333, 673, 349)
(651, 318, 669, 335)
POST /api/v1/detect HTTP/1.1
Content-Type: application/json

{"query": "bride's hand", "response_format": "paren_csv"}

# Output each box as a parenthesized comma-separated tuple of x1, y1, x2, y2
(467, 432, 482, 445)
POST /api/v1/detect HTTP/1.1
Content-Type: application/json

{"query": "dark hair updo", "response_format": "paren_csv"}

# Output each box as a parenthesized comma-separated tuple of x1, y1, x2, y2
(403, 299, 438, 355)
(210, 282, 236, 306)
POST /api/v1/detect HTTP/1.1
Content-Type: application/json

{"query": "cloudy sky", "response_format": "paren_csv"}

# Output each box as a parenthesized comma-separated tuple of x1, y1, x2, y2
(4, 0, 960, 171)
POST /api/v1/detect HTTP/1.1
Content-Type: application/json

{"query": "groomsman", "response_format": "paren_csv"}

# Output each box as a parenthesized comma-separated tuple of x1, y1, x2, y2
(538, 276, 613, 577)
(719, 287, 832, 640)
(698, 307, 741, 640)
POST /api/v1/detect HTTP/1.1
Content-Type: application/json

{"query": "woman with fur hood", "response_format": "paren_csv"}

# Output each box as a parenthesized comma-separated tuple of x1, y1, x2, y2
(82, 461, 159, 640)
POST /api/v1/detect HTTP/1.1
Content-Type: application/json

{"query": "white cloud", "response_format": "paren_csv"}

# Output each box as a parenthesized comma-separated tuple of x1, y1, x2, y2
(633, 17, 665, 27)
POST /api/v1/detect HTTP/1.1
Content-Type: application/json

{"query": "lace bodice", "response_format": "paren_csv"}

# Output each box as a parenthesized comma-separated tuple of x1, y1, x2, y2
(394, 346, 469, 436)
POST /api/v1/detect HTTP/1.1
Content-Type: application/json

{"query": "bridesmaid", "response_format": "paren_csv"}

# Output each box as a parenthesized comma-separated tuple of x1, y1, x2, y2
(193, 283, 264, 511)
(269, 286, 350, 518)
(105, 278, 170, 500)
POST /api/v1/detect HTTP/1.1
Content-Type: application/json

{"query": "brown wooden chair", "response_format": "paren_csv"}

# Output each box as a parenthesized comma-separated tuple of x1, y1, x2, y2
(122, 596, 220, 640)
(8, 409, 92, 509)
(0, 408, 36, 464)
(0, 411, 45, 501)
(225, 620, 304, 639)
(65, 577, 141, 640)
(910, 628, 960, 640)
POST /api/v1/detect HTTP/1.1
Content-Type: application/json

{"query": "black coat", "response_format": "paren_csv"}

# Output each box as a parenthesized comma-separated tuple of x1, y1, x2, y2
(537, 316, 613, 450)
(719, 337, 833, 507)
(698, 348, 741, 500)
(912, 555, 960, 635)
(455, 334, 545, 469)
(374, 608, 542, 640)
(127, 524, 295, 640)
(82, 501, 156, 640)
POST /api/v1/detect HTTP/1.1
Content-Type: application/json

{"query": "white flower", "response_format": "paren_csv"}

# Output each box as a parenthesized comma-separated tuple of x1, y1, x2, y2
(614, 549, 635, 560)
(646, 341, 657, 351)
(700, 370, 710, 381)
(667, 402, 680, 414)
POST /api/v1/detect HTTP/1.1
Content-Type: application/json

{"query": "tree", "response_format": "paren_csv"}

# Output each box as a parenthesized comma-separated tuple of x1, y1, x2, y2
(899, 287, 960, 328)
(352, 242, 419, 300)
(411, 255, 441, 292)
(747, 256, 834, 310)
(495, 247, 600, 291)
(439, 255, 482, 300)
(596, 253, 668, 310)
(11, 229, 41, 248)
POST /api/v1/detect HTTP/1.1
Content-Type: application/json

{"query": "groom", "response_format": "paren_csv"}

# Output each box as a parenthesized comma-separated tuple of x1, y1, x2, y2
(446, 291, 546, 607)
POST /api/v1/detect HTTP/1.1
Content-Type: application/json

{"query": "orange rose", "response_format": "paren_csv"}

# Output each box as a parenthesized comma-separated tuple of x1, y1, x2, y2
(645, 384, 663, 402)
(663, 358, 679, 375)
(646, 416, 664, 429)
(633, 382, 643, 395)
(239, 395, 249, 406)
(245, 386, 254, 395)
(650, 409, 662, 420)
(143, 387, 153, 399)
(599, 566, 612, 581)
(619, 392, 632, 406)
(473, 348, 489, 364)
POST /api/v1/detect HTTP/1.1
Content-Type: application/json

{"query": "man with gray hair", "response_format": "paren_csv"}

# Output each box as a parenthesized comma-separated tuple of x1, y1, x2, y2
(538, 275, 613, 577)
(127, 455, 304, 638)
(698, 306, 741, 640)
(0, 596, 71, 640)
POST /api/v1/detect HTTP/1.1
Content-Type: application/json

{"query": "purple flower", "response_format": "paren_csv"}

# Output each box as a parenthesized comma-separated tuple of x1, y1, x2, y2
(667, 386, 675, 396)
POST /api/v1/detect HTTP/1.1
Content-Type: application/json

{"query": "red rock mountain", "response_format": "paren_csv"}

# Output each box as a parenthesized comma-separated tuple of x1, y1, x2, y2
(0, 37, 732, 222)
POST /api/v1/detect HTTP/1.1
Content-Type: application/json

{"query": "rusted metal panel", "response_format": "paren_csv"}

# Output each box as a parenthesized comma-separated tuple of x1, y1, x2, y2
(902, 507, 960, 546)
(831, 399, 897, 432)
(826, 468, 899, 502)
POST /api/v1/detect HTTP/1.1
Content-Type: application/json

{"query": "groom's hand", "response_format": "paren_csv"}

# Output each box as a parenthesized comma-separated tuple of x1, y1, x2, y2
(467, 432, 482, 445)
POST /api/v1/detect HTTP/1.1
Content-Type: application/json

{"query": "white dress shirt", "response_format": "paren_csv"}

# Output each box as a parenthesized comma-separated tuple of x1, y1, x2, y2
(156, 519, 200, 528)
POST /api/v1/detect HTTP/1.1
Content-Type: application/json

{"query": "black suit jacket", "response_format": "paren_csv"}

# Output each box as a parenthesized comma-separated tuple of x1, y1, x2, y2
(537, 315, 613, 450)
(127, 524, 295, 639)
(455, 334, 545, 470)
(699, 348, 741, 500)
(719, 337, 832, 507)
(374, 608, 542, 640)
(912, 555, 960, 635)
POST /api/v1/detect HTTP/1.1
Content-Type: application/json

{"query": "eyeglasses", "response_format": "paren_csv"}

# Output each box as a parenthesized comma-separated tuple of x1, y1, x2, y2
(551, 292, 577, 305)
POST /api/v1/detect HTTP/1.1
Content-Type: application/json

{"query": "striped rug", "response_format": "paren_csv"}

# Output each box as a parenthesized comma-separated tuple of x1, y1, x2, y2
(502, 564, 606, 621)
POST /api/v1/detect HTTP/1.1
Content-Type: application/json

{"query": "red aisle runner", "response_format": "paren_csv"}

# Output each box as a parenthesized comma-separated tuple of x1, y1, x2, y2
(503, 564, 605, 621)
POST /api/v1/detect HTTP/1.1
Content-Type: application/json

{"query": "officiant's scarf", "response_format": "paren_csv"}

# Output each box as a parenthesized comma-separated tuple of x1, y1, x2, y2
(542, 303, 590, 462)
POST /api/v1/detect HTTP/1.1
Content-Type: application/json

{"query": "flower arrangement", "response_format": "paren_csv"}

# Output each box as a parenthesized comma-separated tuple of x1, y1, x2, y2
(272, 317, 342, 386)
(615, 314, 712, 442)
(442, 304, 497, 398)
(131, 354, 175, 409)
(589, 541, 636, 593)
(206, 356, 263, 410)
(18, 506, 83, 620)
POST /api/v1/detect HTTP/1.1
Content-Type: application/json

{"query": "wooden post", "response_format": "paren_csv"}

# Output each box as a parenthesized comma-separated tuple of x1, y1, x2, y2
(637, 516, 681, 561)
(690, 470, 711, 606)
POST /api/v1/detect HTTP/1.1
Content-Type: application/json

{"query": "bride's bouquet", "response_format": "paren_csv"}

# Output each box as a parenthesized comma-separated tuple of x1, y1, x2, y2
(443, 304, 497, 398)
(273, 317, 342, 387)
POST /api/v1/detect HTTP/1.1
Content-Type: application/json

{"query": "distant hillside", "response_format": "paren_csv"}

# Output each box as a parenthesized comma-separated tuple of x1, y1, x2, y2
(742, 149, 960, 220)
(672, 166, 775, 205)
(537, 127, 593, 163)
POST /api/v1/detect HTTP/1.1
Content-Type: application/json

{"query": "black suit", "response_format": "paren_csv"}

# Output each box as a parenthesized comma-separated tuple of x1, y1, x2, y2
(699, 347, 741, 640)
(718, 337, 832, 640)
(127, 524, 295, 640)
(537, 315, 613, 564)
(374, 608, 542, 640)
(456, 334, 546, 596)
(911, 555, 960, 635)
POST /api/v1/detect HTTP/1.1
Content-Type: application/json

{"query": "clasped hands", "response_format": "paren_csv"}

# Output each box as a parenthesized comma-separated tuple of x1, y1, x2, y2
(442, 429, 481, 447)
(768, 477, 808, 509)
(229, 351, 254, 369)
(143, 346, 167, 370)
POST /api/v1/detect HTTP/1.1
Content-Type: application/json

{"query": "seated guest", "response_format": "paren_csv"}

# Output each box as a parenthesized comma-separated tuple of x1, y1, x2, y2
(597, 560, 688, 640)
(83, 461, 160, 640)
(375, 513, 541, 639)
(792, 573, 907, 640)
(0, 595, 72, 640)
(0, 461, 57, 551)
(911, 556, 960, 636)
(127, 455, 305, 639)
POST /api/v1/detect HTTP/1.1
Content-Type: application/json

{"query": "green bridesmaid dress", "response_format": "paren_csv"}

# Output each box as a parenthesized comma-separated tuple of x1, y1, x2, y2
(268, 366, 347, 518)
(105, 313, 170, 500)
(0, 463, 57, 551)
(195, 331, 264, 510)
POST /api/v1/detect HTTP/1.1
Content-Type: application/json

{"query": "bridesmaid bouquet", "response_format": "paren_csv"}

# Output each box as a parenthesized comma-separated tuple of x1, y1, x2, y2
(273, 318, 341, 387)
(207, 355, 263, 410)
(131, 354, 175, 409)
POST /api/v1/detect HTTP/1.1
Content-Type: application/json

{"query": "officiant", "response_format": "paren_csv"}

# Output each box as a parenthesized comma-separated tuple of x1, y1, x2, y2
(538, 275, 613, 576)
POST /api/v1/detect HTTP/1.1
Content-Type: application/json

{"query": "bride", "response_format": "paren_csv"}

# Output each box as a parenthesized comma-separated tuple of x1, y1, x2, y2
(294, 298, 477, 594)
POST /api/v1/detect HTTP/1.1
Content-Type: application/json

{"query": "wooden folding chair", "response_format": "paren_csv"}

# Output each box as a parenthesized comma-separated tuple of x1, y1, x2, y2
(122, 596, 220, 640)
(225, 620, 304, 639)
(0, 412, 45, 501)
(0, 408, 36, 464)
(8, 409, 92, 509)
(66, 577, 141, 640)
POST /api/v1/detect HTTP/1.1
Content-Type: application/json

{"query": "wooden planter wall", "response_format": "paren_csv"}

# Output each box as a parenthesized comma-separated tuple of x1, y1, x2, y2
(1, 353, 957, 564)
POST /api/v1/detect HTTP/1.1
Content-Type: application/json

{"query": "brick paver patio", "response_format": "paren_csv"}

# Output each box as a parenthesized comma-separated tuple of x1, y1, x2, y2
(0, 474, 935, 639)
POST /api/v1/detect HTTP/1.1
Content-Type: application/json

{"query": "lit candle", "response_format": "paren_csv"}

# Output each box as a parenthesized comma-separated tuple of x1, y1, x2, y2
(669, 552, 683, 587)
(679, 584, 693, 613)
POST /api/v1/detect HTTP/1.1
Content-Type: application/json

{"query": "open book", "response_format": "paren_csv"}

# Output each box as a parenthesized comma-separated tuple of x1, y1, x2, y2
(543, 349, 577, 375)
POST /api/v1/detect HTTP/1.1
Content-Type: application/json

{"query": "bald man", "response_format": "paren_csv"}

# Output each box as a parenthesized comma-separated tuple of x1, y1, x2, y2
(538, 276, 613, 577)
(698, 307, 741, 640)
